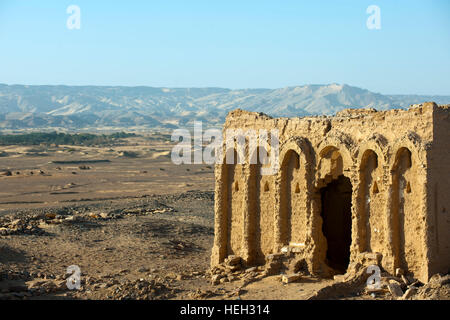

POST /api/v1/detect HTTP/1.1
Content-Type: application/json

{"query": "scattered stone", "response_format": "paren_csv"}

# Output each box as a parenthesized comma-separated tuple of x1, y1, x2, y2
(176, 274, 185, 281)
(289, 258, 309, 275)
(225, 255, 241, 266)
(45, 213, 56, 219)
(264, 253, 284, 276)
(227, 275, 237, 282)
(282, 273, 301, 284)
(99, 212, 110, 219)
(414, 273, 450, 300)
(334, 274, 346, 282)
(189, 289, 217, 299)
(430, 273, 450, 286)
(401, 286, 418, 300)
(366, 286, 385, 294)
(104, 278, 173, 300)
(211, 274, 222, 285)
(387, 282, 404, 298)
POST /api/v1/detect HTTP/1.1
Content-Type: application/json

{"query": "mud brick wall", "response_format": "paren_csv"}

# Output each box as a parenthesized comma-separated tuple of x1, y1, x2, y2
(211, 102, 450, 283)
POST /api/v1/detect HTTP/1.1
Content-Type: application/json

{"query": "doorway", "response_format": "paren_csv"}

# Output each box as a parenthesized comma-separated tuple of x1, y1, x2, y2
(320, 175, 353, 274)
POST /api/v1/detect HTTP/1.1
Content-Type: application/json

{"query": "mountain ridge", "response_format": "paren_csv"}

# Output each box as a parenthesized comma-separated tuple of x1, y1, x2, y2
(0, 83, 449, 131)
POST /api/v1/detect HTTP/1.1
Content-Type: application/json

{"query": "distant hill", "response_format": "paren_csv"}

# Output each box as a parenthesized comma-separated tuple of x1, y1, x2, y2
(0, 83, 449, 131)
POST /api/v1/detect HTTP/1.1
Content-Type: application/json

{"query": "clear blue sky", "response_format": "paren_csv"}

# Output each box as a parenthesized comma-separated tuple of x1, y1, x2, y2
(0, 0, 449, 94)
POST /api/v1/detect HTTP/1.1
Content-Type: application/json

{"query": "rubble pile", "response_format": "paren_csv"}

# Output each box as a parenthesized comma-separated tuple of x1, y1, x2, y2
(0, 218, 43, 236)
(414, 273, 450, 300)
(0, 270, 68, 300)
(209, 253, 310, 287)
(104, 278, 175, 300)
(0, 201, 177, 237)
(209, 255, 267, 286)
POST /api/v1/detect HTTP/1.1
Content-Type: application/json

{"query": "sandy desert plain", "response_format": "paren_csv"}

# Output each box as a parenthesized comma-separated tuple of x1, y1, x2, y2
(0, 133, 447, 300)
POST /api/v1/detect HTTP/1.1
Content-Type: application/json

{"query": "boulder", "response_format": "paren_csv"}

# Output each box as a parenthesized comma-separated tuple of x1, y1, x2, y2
(387, 282, 404, 298)
(282, 273, 301, 284)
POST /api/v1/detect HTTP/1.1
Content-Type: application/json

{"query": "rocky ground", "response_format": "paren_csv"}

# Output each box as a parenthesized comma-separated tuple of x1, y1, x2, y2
(1, 189, 448, 301)
(0, 191, 218, 300)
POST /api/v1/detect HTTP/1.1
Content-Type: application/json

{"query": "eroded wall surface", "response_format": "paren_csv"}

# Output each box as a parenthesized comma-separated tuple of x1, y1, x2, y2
(428, 105, 450, 278)
(211, 102, 449, 283)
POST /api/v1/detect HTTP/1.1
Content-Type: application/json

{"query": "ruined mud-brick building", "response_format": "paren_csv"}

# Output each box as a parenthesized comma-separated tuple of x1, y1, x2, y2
(211, 102, 449, 283)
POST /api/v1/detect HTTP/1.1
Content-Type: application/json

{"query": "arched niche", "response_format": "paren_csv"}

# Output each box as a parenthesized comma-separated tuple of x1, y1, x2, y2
(357, 149, 385, 254)
(223, 148, 245, 257)
(391, 147, 424, 275)
(248, 146, 274, 264)
(279, 149, 308, 246)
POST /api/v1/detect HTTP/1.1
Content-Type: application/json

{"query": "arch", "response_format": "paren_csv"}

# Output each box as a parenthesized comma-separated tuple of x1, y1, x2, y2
(388, 133, 426, 167)
(279, 150, 303, 246)
(315, 138, 355, 273)
(276, 137, 315, 250)
(278, 137, 314, 172)
(316, 131, 355, 173)
(382, 134, 427, 274)
(356, 135, 388, 167)
(248, 146, 274, 264)
(357, 149, 385, 254)
(222, 148, 245, 258)
(390, 146, 424, 276)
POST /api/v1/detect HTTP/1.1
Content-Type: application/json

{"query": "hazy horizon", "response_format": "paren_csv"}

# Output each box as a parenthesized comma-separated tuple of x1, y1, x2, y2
(0, 82, 449, 97)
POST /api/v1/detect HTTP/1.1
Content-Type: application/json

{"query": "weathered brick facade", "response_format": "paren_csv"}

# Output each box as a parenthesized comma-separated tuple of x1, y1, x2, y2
(211, 102, 450, 283)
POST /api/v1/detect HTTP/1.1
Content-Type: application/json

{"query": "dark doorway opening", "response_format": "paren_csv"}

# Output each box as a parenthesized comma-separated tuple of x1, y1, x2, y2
(320, 175, 353, 274)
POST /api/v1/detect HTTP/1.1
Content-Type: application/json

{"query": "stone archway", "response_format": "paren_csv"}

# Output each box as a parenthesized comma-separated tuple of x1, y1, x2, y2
(319, 175, 353, 274)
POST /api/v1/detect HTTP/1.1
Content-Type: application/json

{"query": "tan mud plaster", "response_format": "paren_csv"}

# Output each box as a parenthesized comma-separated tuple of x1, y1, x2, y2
(211, 102, 450, 283)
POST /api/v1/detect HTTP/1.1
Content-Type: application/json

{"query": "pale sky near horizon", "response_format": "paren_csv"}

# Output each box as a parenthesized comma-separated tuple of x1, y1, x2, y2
(0, 0, 449, 95)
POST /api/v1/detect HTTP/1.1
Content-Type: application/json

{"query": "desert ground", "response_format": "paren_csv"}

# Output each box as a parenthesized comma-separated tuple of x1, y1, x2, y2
(0, 134, 448, 300)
